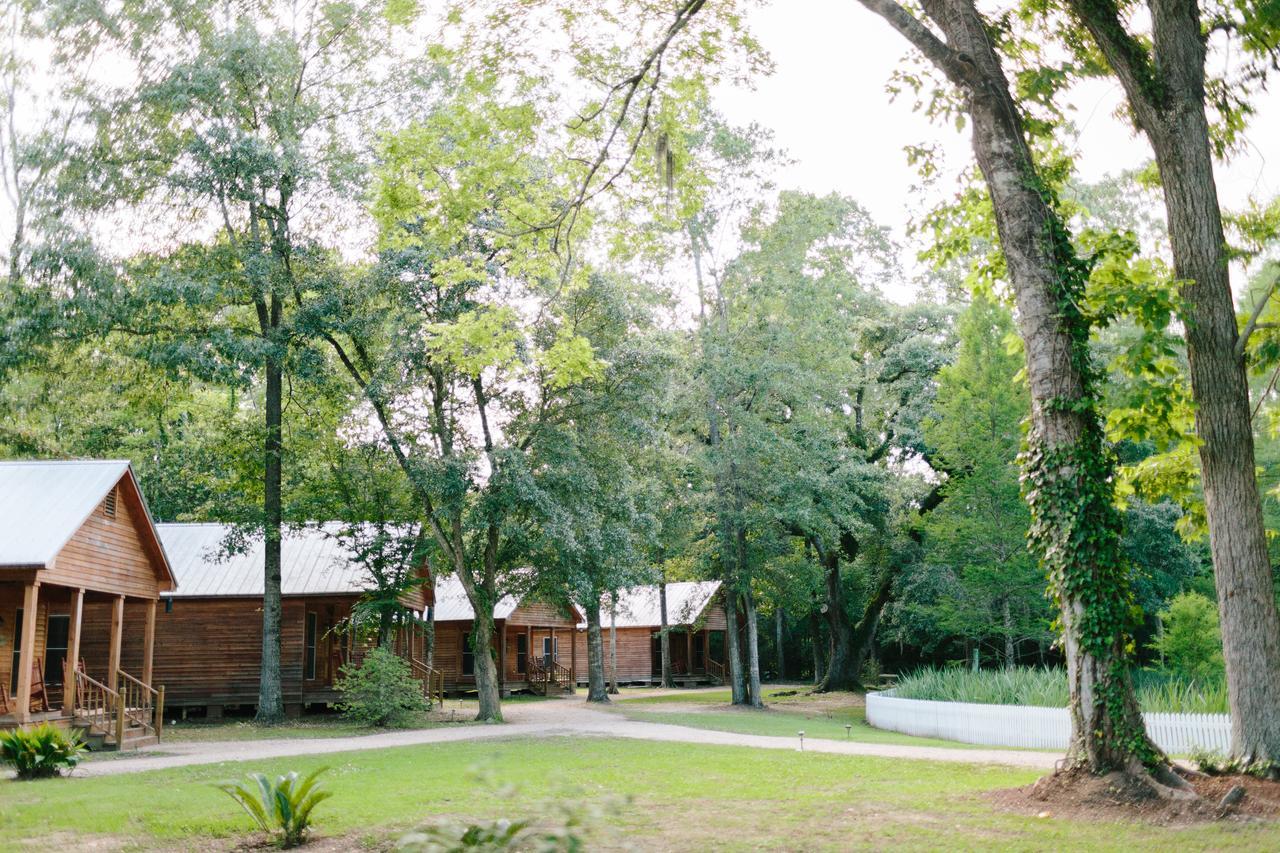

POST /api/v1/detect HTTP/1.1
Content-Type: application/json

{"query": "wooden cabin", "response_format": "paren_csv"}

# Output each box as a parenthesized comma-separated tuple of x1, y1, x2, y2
(574, 581, 728, 686)
(0, 460, 175, 750)
(432, 575, 584, 696)
(84, 522, 431, 718)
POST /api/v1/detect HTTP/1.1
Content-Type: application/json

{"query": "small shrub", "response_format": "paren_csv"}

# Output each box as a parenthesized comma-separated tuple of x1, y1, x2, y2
(336, 646, 429, 727)
(217, 767, 332, 848)
(1151, 591, 1225, 683)
(0, 723, 86, 780)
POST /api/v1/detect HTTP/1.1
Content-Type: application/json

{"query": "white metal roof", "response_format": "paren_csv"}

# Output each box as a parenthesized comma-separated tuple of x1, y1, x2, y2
(599, 581, 722, 629)
(0, 459, 134, 567)
(432, 574, 520, 621)
(158, 522, 378, 598)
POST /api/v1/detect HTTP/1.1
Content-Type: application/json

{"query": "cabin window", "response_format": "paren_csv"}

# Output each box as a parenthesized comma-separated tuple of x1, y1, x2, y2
(693, 632, 705, 670)
(516, 634, 528, 674)
(45, 615, 70, 687)
(103, 487, 117, 518)
(462, 631, 475, 676)
(9, 608, 21, 693)
(304, 612, 318, 680)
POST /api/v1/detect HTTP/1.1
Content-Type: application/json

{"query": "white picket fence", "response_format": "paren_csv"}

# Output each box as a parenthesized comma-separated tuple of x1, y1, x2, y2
(866, 690, 1231, 754)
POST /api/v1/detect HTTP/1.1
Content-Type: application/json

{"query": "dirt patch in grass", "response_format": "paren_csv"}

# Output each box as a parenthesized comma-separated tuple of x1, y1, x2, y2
(990, 768, 1280, 826)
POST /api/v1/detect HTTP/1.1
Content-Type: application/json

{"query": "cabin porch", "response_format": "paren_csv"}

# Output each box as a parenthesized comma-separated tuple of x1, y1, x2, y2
(0, 580, 164, 750)
(651, 627, 727, 686)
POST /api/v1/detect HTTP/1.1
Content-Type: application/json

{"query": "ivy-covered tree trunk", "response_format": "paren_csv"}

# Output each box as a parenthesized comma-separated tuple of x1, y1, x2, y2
(815, 551, 859, 692)
(585, 599, 610, 703)
(1066, 0, 1280, 768)
(659, 579, 674, 688)
(256, 321, 285, 724)
(856, 0, 1184, 785)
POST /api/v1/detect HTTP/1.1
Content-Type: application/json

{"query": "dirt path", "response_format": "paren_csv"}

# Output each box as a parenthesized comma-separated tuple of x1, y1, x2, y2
(72, 698, 1060, 778)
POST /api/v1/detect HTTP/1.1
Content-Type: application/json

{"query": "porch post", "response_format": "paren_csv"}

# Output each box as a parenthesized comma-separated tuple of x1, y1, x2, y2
(527, 623, 533, 668)
(550, 626, 556, 665)
(107, 594, 125, 691)
(142, 597, 157, 685)
(686, 630, 693, 676)
(63, 588, 85, 714)
(14, 581, 39, 723)
(570, 623, 578, 687)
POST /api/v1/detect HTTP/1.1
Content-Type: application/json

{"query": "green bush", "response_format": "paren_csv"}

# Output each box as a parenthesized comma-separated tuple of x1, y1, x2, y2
(1151, 591, 1225, 683)
(336, 645, 428, 727)
(217, 767, 332, 848)
(0, 723, 86, 780)
(891, 666, 1228, 713)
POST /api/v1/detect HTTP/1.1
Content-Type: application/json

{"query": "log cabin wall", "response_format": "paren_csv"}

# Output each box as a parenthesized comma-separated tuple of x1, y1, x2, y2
(570, 592, 729, 685)
(433, 600, 579, 693)
(79, 594, 364, 710)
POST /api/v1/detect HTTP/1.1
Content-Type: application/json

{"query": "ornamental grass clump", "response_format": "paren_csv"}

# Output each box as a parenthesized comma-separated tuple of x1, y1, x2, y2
(0, 723, 86, 779)
(217, 767, 332, 848)
(893, 666, 1229, 714)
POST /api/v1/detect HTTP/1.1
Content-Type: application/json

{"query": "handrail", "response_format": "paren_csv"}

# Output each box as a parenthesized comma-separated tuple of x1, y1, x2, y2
(117, 669, 163, 740)
(707, 658, 726, 684)
(408, 656, 445, 708)
(69, 666, 119, 741)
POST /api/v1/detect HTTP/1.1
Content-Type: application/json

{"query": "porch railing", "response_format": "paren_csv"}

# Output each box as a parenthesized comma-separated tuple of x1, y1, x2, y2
(68, 667, 120, 742)
(706, 658, 726, 685)
(117, 670, 164, 741)
(408, 657, 445, 708)
(528, 658, 573, 694)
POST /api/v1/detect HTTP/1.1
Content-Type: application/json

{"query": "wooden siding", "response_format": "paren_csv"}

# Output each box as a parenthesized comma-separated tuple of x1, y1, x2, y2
(432, 600, 578, 692)
(574, 623, 728, 684)
(41, 480, 166, 599)
(78, 594, 409, 707)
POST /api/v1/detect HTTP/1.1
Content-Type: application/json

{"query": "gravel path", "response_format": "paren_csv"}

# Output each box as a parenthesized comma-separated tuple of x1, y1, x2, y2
(73, 698, 1061, 778)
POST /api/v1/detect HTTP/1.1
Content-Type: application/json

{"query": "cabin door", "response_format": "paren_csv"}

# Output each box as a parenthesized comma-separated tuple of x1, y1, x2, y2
(44, 615, 69, 688)
(541, 636, 558, 666)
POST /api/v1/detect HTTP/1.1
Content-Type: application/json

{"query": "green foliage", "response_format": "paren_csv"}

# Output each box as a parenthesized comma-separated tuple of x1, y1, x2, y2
(893, 666, 1228, 714)
(0, 723, 86, 780)
(1190, 748, 1280, 781)
(336, 646, 429, 727)
(1151, 592, 1225, 684)
(217, 767, 332, 848)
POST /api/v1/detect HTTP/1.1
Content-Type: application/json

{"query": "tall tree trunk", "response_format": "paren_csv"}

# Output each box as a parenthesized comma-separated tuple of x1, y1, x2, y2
(469, 609, 502, 722)
(585, 599, 610, 703)
(775, 606, 785, 682)
(815, 547, 860, 692)
(608, 597, 620, 694)
(659, 577, 674, 688)
(856, 0, 1175, 780)
(1066, 0, 1280, 766)
(256, 346, 284, 723)
(724, 588, 746, 704)
(809, 609, 824, 685)
(744, 588, 763, 707)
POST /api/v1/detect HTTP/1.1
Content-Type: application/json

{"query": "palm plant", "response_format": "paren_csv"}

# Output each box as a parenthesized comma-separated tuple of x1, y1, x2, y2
(217, 767, 332, 848)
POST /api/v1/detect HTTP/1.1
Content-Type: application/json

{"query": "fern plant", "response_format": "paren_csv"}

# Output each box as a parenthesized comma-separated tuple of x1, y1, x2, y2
(0, 723, 86, 779)
(217, 767, 332, 847)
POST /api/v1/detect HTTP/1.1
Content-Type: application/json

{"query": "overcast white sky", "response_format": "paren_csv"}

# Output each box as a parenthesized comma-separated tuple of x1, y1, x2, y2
(711, 0, 1280, 302)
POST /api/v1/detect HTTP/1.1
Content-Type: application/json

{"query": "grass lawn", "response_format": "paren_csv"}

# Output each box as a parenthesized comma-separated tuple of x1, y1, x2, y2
(613, 685, 984, 749)
(2, 737, 1277, 851)
(158, 713, 475, 744)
